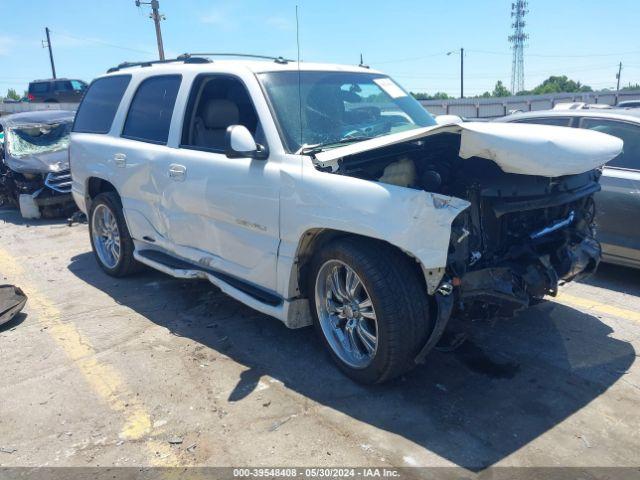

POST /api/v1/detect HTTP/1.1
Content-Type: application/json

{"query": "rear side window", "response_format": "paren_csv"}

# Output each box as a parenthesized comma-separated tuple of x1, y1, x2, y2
(54, 80, 73, 91)
(73, 75, 131, 134)
(122, 75, 181, 145)
(29, 82, 50, 93)
(515, 117, 571, 126)
(581, 118, 640, 170)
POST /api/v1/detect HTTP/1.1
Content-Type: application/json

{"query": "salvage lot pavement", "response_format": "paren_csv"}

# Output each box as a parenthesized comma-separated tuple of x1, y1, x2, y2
(0, 206, 638, 470)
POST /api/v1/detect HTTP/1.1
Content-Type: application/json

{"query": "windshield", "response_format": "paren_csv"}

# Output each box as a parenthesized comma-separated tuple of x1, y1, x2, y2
(6, 122, 72, 158)
(258, 71, 436, 153)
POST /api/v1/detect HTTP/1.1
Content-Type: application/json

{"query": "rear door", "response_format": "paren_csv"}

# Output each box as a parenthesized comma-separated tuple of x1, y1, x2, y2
(53, 80, 74, 102)
(111, 74, 183, 242)
(579, 117, 640, 266)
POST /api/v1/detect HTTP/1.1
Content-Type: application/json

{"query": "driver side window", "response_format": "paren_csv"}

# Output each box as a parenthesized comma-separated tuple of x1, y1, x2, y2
(181, 75, 263, 153)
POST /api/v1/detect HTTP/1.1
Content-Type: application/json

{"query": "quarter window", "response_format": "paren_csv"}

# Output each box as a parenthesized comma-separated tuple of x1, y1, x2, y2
(29, 82, 50, 93)
(581, 118, 640, 170)
(122, 75, 181, 145)
(73, 75, 131, 134)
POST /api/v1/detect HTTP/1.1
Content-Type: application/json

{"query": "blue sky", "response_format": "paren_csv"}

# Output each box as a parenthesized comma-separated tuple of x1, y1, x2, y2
(1, 0, 638, 97)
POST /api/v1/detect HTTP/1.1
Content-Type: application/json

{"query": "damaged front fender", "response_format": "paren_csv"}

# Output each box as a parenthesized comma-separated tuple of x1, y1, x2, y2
(281, 162, 470, 296)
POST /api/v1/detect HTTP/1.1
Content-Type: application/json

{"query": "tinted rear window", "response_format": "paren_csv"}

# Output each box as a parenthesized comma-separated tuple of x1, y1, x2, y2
(122, 75, 181, 144)
(29, 82, 50, 93)
(73, 75, 131, 134)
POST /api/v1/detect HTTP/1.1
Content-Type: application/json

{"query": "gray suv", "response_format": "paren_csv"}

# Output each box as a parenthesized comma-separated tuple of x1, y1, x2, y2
(28, 78, 88, 103)
(497, 109, 640, 269)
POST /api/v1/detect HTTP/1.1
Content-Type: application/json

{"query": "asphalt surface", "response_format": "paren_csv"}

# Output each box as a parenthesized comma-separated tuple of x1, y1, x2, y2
(0, 206, 638, 471)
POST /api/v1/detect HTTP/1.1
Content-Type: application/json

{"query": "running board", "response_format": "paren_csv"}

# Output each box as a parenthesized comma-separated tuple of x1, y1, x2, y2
(135, 249, 283, 307)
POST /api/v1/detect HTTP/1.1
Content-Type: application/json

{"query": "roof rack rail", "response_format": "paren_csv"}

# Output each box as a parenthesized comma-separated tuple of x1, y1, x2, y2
(106, 52, 292, 73)
(107, 55, 213, 73)
(182, 53, 293, 64)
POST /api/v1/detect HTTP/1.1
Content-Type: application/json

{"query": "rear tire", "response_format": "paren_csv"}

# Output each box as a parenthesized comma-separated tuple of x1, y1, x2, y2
(88, 192, 141, 277)
(309, 237, 433, 384)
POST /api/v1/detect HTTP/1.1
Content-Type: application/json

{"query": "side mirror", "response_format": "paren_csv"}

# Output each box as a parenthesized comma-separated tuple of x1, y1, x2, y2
(225, 125, 268, 160)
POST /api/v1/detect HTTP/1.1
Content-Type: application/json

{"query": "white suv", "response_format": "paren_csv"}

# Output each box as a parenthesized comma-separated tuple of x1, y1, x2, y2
(70, 55, 621, 383)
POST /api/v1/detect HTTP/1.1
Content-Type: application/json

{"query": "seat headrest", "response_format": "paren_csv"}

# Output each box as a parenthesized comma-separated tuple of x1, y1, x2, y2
(201, 99, 239, 129)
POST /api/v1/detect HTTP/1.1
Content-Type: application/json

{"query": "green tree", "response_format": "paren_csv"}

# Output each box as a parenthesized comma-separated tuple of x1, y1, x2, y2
(531, 76, 592, 94)
(6, 88, 20, 101)
(492, 80, 511, 97)
(410, 91, 451, 100)
(621, 83, 640, 91)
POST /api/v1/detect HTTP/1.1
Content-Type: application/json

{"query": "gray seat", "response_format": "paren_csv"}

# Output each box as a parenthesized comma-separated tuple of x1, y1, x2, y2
(193, 99, 240, 150)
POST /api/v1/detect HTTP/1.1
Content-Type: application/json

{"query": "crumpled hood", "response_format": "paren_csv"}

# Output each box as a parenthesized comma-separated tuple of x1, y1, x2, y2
(4, 148, 69, 174)
(312, 121, 623, 177)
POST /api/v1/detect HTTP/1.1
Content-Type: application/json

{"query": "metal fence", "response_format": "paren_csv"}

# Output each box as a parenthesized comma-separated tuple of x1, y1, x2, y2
(420, 90, 640, 118)
(0, 102, 78, 117)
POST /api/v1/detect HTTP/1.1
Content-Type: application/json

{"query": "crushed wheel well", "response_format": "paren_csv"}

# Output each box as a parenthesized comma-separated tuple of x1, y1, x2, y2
(291, 229, 428, 299)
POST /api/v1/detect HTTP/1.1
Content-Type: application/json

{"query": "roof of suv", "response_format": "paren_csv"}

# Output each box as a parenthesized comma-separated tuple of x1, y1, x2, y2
(100, 58, 380, 79)
(30, 78, 81, 83)
(498, 108, 640, 124)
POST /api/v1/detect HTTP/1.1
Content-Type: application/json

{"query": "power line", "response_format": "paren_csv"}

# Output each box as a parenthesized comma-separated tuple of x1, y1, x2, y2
(369, 51, 450, 65)
(468, 48, 640, 58)
(52, 31, 155, 55)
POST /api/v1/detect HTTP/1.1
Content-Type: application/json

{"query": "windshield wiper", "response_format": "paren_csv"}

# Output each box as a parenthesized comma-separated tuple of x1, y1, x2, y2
(297, 136, 374, 155)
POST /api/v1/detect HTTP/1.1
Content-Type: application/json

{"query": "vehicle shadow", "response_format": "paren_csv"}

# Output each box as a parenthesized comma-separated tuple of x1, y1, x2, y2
(579, 262, 640, 296)
(68, 252, 635, 470)
(0, 206, 74, 227)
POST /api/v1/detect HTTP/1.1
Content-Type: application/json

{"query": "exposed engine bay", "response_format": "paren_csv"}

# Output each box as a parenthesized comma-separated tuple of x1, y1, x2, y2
(319, 132, 602, 320)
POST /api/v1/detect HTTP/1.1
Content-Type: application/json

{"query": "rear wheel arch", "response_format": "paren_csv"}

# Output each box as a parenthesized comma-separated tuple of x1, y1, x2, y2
(86, 177, 118, 210)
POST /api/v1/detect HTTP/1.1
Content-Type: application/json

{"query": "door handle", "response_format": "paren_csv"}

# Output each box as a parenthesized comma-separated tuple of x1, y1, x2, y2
(168, 164, 186, 181)
(113, 153, 126, 167)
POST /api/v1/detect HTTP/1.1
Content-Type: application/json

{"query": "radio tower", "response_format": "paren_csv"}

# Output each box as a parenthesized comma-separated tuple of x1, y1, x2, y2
(509, 1, 528, 94)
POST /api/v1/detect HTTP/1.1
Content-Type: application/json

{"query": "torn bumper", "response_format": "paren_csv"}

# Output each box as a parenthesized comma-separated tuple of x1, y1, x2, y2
(458, 235, 601, 318)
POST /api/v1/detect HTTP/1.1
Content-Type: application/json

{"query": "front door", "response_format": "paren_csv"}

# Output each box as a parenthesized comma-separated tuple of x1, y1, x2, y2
(160, 74, 280, 291)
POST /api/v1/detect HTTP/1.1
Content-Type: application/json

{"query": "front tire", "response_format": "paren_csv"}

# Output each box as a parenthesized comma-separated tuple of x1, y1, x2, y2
(309, 238, 433, 384)
(89, 192, 140, 277)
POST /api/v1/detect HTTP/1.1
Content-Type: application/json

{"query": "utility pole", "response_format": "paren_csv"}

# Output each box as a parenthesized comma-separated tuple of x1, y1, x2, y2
(44, 27, 57, 79)
(460, 47, 464, 99)
(135, 0, 165, 60)
(447, 48, 464, 98)
(616, 61, 623, 93)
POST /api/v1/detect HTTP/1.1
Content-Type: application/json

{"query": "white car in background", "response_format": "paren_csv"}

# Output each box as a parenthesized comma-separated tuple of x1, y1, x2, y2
(70, 55, 621, 383)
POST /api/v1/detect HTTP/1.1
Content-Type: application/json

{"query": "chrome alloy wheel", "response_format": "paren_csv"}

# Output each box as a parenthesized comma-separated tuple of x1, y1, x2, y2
(91, 204, 121, 269)
(315, 260, 378, 369)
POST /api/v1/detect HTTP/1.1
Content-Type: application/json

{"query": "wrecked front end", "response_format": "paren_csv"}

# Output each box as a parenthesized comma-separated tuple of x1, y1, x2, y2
(312, 122, 622, 330)
(444, 159, 600, 321)
(0, 111, 75, 218)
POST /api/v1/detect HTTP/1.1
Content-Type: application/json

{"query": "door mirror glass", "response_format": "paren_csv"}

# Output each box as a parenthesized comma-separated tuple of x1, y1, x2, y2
(225, 125, 267, 159)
